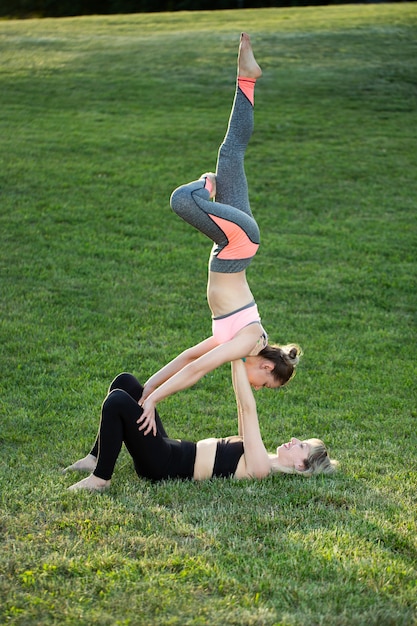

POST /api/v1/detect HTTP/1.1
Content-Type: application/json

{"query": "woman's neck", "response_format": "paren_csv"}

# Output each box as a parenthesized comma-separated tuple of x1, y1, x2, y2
(268, 453, 294, 475)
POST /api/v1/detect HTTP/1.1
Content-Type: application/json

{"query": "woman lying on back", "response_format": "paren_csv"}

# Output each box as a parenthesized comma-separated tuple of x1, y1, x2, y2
(65, 361, 337, 491)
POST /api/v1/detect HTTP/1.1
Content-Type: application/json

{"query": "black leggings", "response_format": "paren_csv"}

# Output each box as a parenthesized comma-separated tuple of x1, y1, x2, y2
(90, 372, 168, 446)
(89, 373, 195, 481)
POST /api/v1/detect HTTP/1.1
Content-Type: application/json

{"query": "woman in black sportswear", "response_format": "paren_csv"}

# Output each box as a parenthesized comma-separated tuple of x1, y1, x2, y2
(65, 362, 337, 491)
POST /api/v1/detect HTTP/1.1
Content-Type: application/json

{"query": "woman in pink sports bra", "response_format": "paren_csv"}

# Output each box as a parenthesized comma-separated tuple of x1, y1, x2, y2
(138, 34, 302, 436)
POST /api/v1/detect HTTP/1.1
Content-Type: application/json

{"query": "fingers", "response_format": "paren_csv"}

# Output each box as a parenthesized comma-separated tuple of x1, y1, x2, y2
(141, 421, 157, 437)
(137, 396, 157, 436)
(137, 398, 151, 423)
(138, 420, 156, 436)
(137, 414, 149, 428)
(138, 392, 149, 405)
(137, 411, 157, 437)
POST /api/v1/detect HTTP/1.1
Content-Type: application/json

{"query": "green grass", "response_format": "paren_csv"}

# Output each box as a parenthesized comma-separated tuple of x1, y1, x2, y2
(1, 4, 416, 625)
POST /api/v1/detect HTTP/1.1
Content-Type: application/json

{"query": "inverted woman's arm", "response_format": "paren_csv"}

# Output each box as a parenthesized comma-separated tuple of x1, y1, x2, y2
(138, 326, 262, 435)
(141, 337, 219, 402)
(231, 359, 271, 479)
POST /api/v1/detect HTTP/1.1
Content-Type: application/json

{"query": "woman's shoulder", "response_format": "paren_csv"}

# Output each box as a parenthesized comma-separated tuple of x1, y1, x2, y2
(223, 435, 244, 444)
(246, 327, 268, 356)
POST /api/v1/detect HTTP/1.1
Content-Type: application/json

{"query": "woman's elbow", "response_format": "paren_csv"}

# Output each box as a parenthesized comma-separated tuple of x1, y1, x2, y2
(185, 359, 209, 384)
(181, 347, 198, 365)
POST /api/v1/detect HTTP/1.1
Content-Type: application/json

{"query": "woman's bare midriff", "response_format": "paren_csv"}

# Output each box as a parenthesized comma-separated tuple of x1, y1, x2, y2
(193, 437, 248, 481)
(207, 270, 254, 316)
(193, 438, 218, 480)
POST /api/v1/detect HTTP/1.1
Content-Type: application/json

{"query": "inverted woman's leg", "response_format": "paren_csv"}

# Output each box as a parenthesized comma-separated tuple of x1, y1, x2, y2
(170, 179, 259, 250)
(215, 33, 262, 217)
(215, 88, 253, 217)
(169, 34, 262, 272)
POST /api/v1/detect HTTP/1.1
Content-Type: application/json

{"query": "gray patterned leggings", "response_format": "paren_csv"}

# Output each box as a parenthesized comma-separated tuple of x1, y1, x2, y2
(170, 86, 260, 274)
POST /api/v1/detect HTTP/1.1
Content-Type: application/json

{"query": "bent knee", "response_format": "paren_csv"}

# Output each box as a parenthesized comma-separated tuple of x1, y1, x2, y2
(104, 388, 131, 410)
(170, 185, 192, 216)
(109, 372, 135, 393)
(170, 181, 209, 217)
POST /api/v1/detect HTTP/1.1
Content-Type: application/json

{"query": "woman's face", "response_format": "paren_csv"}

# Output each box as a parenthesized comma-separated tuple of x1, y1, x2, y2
(246, 359, 281, 390)
(277, 438, 310, 470)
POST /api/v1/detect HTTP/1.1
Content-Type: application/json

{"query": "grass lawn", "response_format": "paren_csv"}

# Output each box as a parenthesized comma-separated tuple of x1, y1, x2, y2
(0, 4, 416, 625)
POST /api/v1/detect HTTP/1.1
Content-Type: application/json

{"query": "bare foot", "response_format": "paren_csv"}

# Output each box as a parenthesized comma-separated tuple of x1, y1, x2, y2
(238, 32, 262, 79)
(200, 172, 216, 199)
(62, 454, 97, 474)
(67, 474, 111, 492)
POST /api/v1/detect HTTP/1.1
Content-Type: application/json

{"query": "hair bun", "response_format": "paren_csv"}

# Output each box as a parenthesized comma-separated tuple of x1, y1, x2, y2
(282, 344, 303, 367)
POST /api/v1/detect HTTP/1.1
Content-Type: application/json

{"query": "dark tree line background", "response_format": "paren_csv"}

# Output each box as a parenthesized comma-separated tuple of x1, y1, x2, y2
(0, 0, 402, 19)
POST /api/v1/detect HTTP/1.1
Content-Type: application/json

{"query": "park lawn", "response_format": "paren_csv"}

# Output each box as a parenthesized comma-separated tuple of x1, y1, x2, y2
(0, 4, 416, 625)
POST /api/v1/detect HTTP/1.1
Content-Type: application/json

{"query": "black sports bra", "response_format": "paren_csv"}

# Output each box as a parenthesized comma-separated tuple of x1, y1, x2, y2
(212, 438, 244, 478)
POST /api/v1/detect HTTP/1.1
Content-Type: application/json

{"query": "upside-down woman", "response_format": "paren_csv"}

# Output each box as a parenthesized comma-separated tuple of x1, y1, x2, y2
(138, 33, 302, 436)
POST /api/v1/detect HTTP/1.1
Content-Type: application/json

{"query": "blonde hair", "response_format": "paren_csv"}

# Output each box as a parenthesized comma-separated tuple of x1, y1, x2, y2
(296, 438, 338, 476)
(271, 438, 338, 477)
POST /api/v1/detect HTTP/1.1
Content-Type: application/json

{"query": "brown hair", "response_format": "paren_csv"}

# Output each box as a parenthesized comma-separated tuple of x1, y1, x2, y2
(258, 343, 303, 385)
